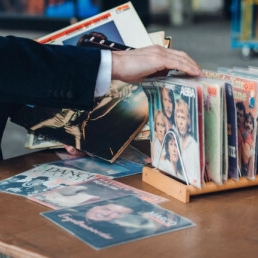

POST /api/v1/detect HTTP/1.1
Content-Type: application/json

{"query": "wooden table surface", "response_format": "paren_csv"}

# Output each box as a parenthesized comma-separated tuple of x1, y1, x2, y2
(0, 146, 258, 258)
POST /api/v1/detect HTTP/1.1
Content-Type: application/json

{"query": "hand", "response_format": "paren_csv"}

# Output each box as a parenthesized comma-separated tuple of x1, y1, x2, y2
(64, 125, 82, 149)
(111, 45, 203, 83)
(64, 125, 81, 139)
(63, 145, 85, 157)
(30, 109, 75, 130)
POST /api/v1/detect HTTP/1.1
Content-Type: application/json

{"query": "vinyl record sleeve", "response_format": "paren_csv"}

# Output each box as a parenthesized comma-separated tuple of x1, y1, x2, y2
(205, 69, 258, 180)
(0, 164, 96, 197)
(41, 195, 195, 250)
(29, 175, 167, 209)
(141, 76, 202, 188)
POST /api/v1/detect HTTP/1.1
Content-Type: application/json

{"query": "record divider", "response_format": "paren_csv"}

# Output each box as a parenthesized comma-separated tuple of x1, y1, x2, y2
(142, 166, 258, 203)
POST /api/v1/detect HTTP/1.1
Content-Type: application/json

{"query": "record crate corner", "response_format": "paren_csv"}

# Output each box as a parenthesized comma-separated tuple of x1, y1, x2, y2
(142, 166, 258, 203)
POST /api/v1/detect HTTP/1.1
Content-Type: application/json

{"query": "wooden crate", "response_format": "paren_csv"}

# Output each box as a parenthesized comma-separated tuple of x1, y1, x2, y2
(142, 166, 258, 203)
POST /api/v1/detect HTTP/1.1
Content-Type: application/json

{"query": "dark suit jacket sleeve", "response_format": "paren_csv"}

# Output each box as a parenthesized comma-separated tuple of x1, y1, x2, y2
(0, 36, 102, 110)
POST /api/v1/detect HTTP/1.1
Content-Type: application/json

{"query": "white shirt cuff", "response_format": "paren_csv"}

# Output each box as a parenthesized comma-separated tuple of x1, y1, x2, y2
(94, 50, 112, 97)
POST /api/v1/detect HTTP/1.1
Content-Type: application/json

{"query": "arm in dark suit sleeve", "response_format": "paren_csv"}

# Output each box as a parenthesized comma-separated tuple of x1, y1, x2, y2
(0, 36, 102, 110)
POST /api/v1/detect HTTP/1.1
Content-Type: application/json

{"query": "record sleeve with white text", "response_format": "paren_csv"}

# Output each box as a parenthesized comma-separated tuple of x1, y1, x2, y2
(0, 164, 96, 197)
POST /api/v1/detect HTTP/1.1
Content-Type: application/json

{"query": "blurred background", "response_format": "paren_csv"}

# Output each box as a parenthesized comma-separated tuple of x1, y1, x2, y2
(0, 0, 231, 29)
(1, 0, 258, 159)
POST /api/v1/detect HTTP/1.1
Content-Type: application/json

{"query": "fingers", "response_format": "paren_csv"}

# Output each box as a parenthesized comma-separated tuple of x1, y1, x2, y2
(174, 52, 203, 76)
(120, 45, 202, 73)
(150, 46, 203, 76)
(111, 45, 203, 83)
(63, 145, 85, 157)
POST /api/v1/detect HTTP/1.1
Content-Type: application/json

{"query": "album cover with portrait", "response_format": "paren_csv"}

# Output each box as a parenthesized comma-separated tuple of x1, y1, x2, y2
(41, 195, 195, 250)
(141, 76, 202, 189)
(29, 175, 167, 210)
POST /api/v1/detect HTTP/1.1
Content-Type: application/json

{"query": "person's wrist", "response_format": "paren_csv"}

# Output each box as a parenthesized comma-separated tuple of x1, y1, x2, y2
(94, 50, 112, 97)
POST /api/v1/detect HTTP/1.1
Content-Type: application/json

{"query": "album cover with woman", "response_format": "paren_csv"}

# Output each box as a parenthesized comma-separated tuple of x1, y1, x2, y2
(141, 77, 202, 189)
